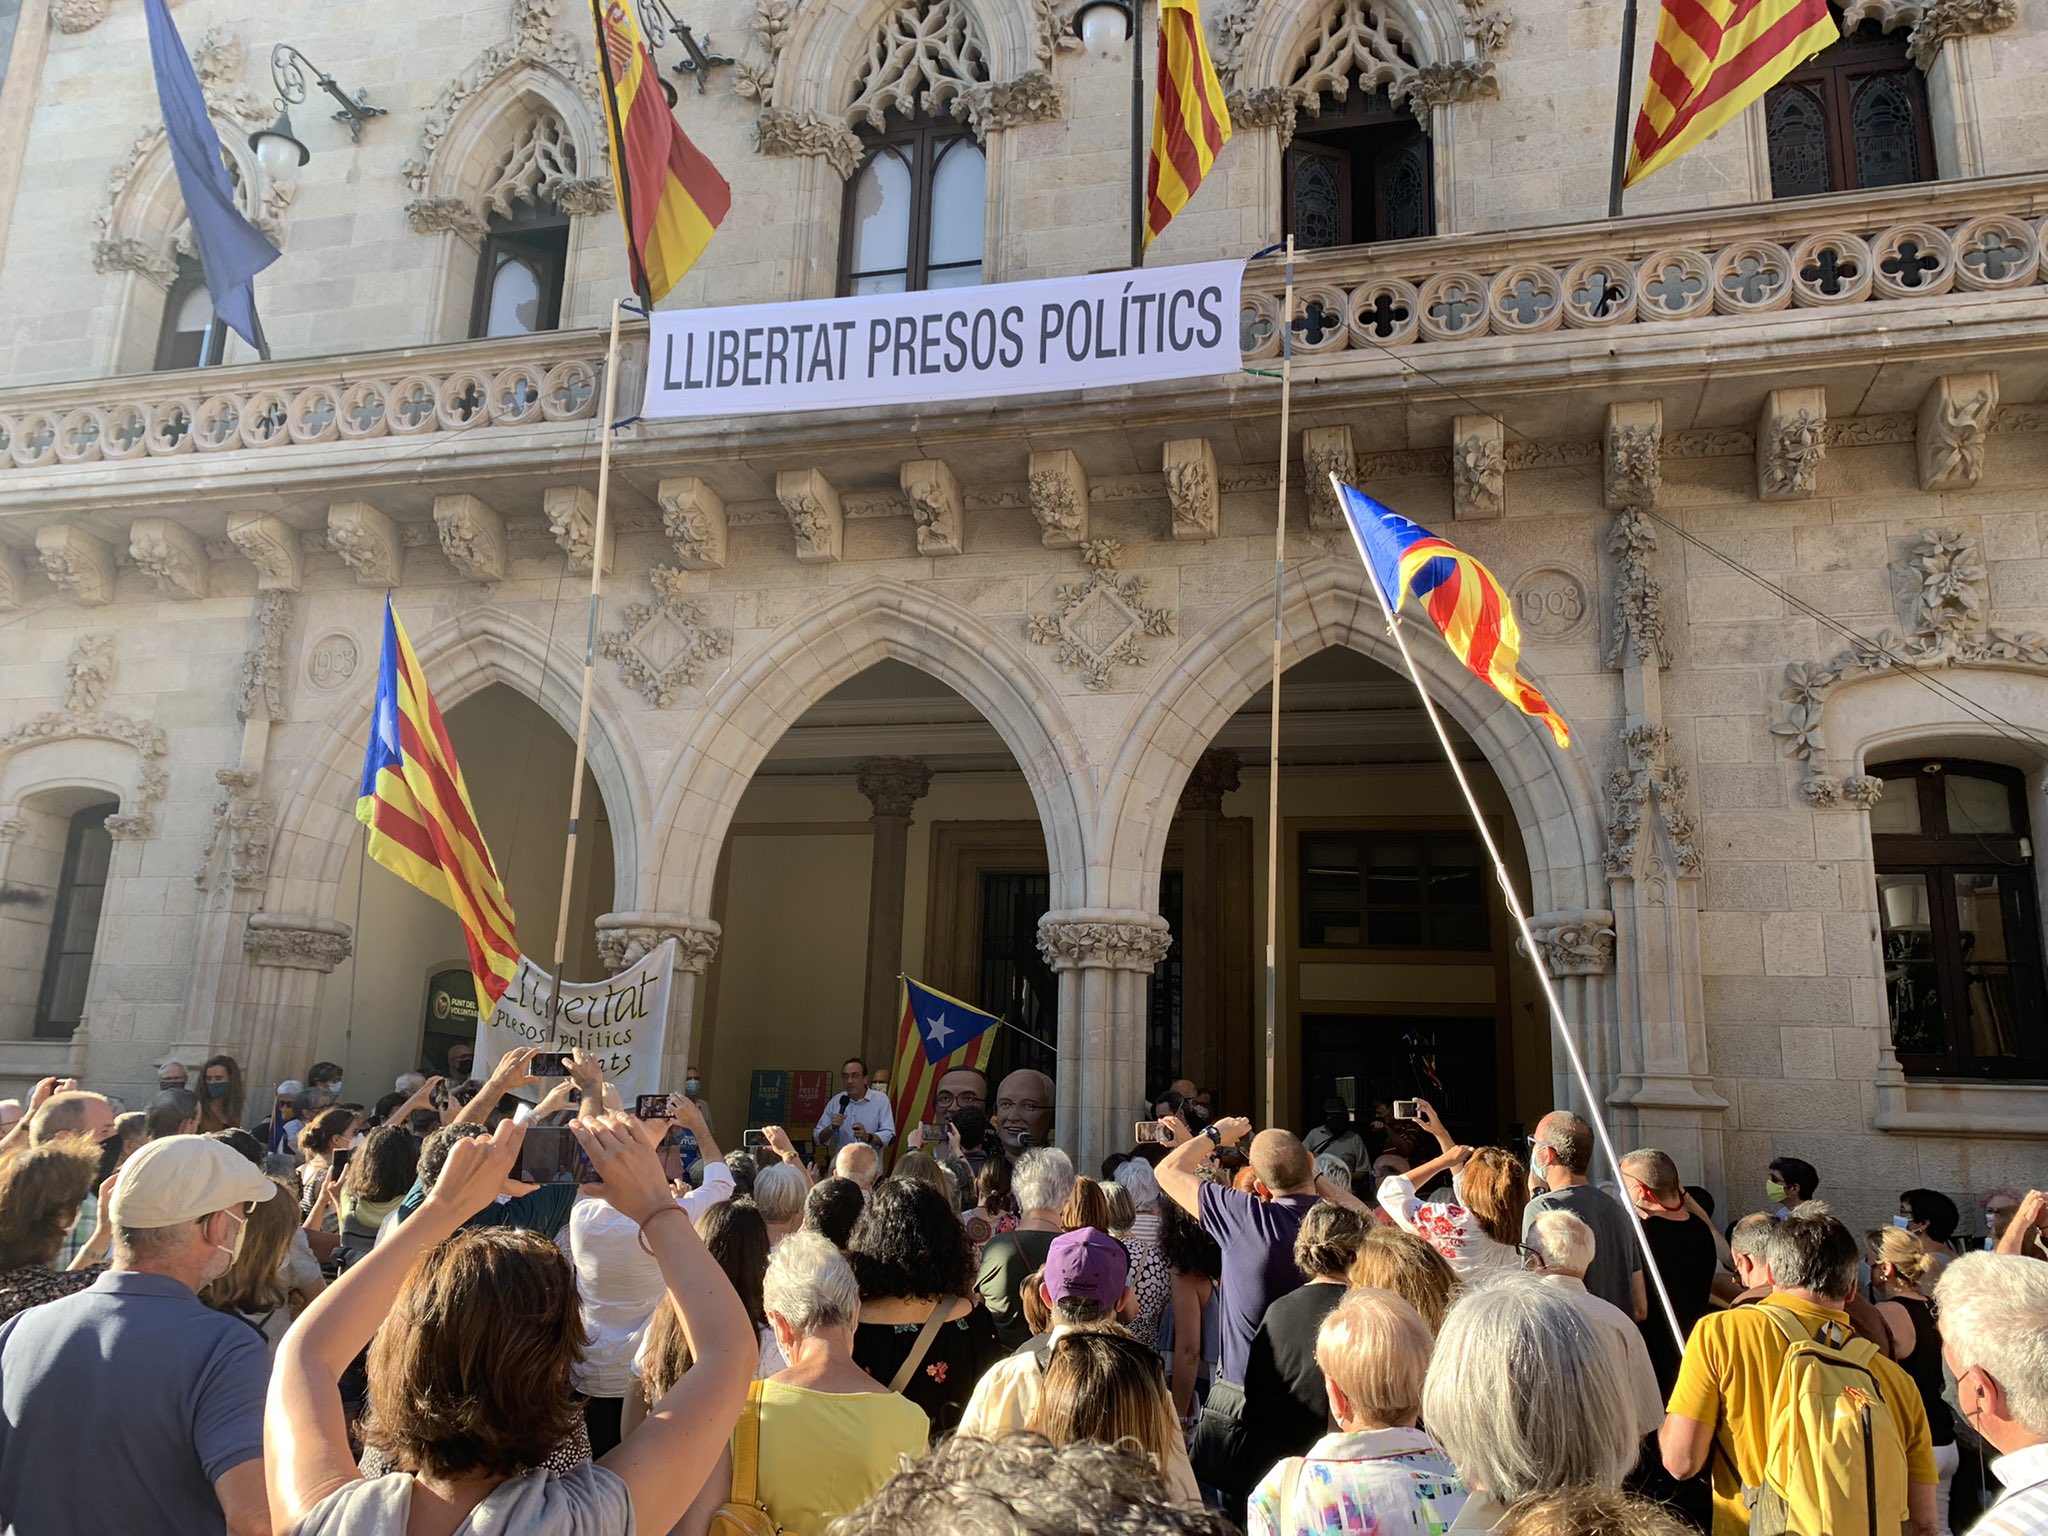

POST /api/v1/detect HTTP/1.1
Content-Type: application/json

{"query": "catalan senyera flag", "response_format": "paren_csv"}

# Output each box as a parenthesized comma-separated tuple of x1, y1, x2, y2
(355, 599, 521, 1012)
(1144, 0, 1231, 246)
(889, 977, 1000, 1159)
(1625, 0, 1836, 186)
(590, 0, 731, 302)
(1334, 481, 1572, 749)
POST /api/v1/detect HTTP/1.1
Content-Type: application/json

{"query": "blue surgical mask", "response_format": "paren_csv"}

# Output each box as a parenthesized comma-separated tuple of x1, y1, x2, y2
(206, 1081, 229, 1100)
(684, 1078, 702, 1096)
(1893, 1215, 1914, 1231)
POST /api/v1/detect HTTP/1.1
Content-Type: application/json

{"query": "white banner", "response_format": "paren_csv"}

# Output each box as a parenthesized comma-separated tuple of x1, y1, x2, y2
(640, 260, 1244, 419)
(472, 940, 674, 1103)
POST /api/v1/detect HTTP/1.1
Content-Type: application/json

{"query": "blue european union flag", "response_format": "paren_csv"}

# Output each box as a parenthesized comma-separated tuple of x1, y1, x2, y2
(905, 978, 998, 1066)
(143, 0, 279, 354)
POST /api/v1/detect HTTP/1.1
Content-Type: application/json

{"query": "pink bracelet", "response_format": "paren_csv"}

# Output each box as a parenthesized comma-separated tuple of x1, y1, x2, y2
(635, 1204, 687, 1254)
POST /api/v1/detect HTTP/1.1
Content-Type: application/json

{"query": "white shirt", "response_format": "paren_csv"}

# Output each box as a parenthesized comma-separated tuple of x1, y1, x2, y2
(1377, 1174, 1522, 1276)
(814, 1088, 895, 1150)
(567, 1161, 735, 1397)
(1537, 1273, 1664, 1439)
(1972, 1442, 2048, 1536)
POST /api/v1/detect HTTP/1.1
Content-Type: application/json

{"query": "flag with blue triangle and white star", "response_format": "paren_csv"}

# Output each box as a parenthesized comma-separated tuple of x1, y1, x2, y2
(888, 976, 1001, 1156)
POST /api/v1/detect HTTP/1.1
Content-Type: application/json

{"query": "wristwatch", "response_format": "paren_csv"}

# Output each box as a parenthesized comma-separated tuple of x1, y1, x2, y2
(1203, 1125, 1223, 1144)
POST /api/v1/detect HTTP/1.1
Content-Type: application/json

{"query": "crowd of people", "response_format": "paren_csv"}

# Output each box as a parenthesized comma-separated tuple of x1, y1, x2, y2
(0, 1051, 2045, 1536)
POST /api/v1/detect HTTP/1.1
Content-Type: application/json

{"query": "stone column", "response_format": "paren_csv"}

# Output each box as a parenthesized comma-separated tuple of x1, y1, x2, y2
(1174, 750, 1239, 1101)
(855, 759, 932, 1073)
(235, 914, 353, 1097)
(1037, 910, 1172, 1172)
(595, 912, 721, 1089)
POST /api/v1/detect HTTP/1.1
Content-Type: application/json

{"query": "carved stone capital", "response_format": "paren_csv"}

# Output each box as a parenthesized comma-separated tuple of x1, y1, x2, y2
(1028, 448, 1090, 548)
(35, 525, 116, 606)
(901, 459, 965, 556)
(1908, 0, 2017, 67)
(1179, 749, 1241, 816)
(1399, 59, 1498, 122)
(595, 912, 722, 974)
(93, 237, 179, 288)
(659, 476, 728, 570)
(1224, 85, 1297, 149)
(1758, 387, 1826, 501)
(129, 518, 210, 600)
(1037, 910, 1174, 972)
(544, 485, 610, 573)
(225, 512, 304, 591)
(855, 757, 934, 819)
(776, 468, 843, 563)
(1604, 401, 1663, 513)
(0, 816, 27, 843)
(1302, 425, 1355, 531)
(1518, 909, 1617, 976)
(1450, 415, 1505, 520)
(196, 765, 275, 892)
(962, 69, 1067, 135)
(1162, 438, 1219, 542)
(50, 0, 109, 34)
(327, 501, 402, 587)
(433, 493, 506, 583)
(243, 914, 353, 971)
(551, 176, 615, 216)
(755, 108, 863, 179)
(405, 197, 487, 237)
(1915, 372, 1998, 492)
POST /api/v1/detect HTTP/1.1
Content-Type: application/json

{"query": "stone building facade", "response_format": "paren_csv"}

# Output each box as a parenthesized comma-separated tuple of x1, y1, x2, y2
(0, 0, 2042, 1227)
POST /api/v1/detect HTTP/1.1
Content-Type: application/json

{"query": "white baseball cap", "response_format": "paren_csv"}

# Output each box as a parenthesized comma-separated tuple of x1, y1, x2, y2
(109, 1134, 278, 1229)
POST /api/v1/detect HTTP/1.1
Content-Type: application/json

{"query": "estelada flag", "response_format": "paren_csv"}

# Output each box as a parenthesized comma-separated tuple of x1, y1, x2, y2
(589, 0, 731, 301)
(354, 599, 521, 1011)
(889, 978, 1000, 1158)
(1625, 0, 1836, 185)
(1144, 0, 1232, 246)
(1334, 482, 1572, 749)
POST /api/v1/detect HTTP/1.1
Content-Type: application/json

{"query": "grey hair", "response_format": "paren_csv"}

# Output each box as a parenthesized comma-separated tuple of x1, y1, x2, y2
(827, 1431, 1237, 1536)
(754, 1162, 810, 1225)
(1113, 1157, 1160, 1214)
(115, 1223, 199, 1261)
(1729, 1212, 1776, 1259)
(1422, 1273, 1640, 1503)
(1525, 1209, 1596, 1275)
(1097, 1179, 1135, 1233)
(1536, 1113, 1595, 1175)
(1619, 1148, 1682, 1203)
(763, 1229, 861, 1338)
(1013, 1147, 1076, 1214)
(1934, 1252, 2048, 1436)
(834, 1141, 881, 1189)
(1770, 1202, 1857, 1300)
(395, 1072, 426, 1095)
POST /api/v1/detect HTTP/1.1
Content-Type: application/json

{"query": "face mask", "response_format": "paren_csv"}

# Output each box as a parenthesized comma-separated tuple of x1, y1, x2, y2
(1984, 1235, 1997, 1251)
(1893, 1214, 1914, 1231)
(1857, 1258, 1873, 1292)
(206, 1082, 229, 1100)
(203, 1212, 246, 1286)
(684, 1078, 702, 1096)
(158, 1077, 182, 1092)
(1187, 1104, 1210, 1127)
(1765, 1178, 1786, 1204)
(321, 1081, 343, 1097)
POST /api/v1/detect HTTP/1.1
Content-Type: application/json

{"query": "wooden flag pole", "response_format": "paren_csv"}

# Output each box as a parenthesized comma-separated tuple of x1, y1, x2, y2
(546, 296, 627, 1027)
(1333, 471, 1687, 1355)
(1261, 234, 1295, 1132)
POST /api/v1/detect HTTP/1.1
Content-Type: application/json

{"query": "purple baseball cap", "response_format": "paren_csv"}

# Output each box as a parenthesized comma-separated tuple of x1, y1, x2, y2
(1044, 1226, 1129, 1306)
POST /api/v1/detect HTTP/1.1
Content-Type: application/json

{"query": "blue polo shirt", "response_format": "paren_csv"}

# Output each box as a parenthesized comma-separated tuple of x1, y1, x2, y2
(0, 1270, 267, 1536)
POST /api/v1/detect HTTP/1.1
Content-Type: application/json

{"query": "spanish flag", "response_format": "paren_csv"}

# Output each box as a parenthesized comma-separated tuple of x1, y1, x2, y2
(1625, 0, 1836, 185)
(590, 0, 731, 302)
(1334, 482, 1572, 749)
(1144, 0, 1231, 246)
(355, 599, 521, 1011)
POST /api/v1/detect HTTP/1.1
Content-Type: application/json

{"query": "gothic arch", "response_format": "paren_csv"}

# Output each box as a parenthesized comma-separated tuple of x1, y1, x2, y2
(645, 579, 1094, 919)
(764, 0, 1037, 136)
(263, 606, 648, 915)
(1229, 0, 1479, 89)
(1097, 557, 1608, 917)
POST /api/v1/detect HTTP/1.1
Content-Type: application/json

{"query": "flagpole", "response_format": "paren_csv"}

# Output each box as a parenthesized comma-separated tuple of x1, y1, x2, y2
(1607, 0, 1641, 216)
(1332, 473, 1686, 1355)
(1261, 234, 1295, 1133)
(1129, 0, 1146, 267)
(545, 295, 627, 1030)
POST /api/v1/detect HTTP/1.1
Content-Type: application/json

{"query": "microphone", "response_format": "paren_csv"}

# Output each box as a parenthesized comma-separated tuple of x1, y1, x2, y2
(1015, 1131, 1035, 1149)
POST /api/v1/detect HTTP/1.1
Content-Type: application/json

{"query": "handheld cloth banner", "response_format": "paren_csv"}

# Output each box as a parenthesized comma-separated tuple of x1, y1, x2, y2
(890, 977, 1000, 1158)
(473, 940, 675, 1104)
(640, 260, 1243, 419)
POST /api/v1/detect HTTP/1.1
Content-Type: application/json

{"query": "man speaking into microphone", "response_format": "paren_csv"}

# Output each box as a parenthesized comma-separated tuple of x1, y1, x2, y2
(813, 1056, 895, 1161)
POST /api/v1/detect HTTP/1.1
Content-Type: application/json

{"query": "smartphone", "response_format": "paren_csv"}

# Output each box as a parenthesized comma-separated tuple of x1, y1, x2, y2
(1392, 1099, 1419, 1121)
(743, 1128, 768, 1150)
(919, 1122, 936, 1142)
(328, 1147, 352, 1179)
(1135, 1119, 1165, 1144)
(530, 1052, 571, 1077)
(635, 1093, 672, 1120)
(516, 1125, 599, 1185)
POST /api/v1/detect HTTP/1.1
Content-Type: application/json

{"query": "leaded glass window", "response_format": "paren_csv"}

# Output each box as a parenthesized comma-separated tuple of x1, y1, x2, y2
(1283, 88, 1433, 249)
(1764, 18, 1933, 198)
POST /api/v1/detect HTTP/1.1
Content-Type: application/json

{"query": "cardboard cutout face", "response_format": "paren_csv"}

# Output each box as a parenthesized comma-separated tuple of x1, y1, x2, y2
(994, 1069, 1054, 1152)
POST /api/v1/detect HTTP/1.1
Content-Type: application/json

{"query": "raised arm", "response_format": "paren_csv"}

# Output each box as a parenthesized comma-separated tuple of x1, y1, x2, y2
(386, 1074, 445, 1129)
(451, 1047, 539, 1127)
(1156, 1114, 1244, 1219)
(0, 1076, 65, 1156)
(567, 1049, 608, 1124)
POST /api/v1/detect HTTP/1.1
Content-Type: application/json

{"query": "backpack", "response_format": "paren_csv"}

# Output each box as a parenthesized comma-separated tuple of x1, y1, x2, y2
(707, 1381, 783, 1536)
(1744, 1305, 1911, 1536)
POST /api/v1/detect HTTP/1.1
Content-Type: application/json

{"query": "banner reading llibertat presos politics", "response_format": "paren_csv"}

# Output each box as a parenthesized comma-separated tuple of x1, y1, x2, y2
(472, 939, 674, 1103)
(639, 260, 1244, 419)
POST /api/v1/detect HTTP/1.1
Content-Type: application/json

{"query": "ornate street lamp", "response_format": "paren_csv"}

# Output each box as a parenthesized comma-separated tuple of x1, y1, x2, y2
(249, 43, 386, 176)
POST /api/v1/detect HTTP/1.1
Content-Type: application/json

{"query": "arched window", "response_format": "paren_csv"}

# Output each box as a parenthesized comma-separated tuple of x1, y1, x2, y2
(1279, 0, 1434, 249)
(1871, 759, 2045, 1078)
(1764, 18, 1934, 199)
(154, 254, 227, 371)
(34, 802, 117, 1039)
(468, 112, 577, 337)
(841, 116, 985, 293)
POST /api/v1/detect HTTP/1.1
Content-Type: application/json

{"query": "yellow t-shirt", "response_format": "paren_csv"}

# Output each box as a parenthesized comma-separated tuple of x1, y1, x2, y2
(1667, 1295, 1938, 1536)
(749, 1381, 928, 1536)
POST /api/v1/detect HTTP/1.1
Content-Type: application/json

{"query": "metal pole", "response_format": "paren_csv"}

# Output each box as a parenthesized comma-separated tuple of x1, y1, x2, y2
(545, 296, 627, 1031)
(1262, 236, 1294, 1132)
(1333, 473, 1688, 1355)
(1607, 0, 1641, 217)
(1130, 0, 1145, 268)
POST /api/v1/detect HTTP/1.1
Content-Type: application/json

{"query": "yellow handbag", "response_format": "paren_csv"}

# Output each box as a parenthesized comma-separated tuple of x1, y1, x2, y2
(707, 1381, 782, 1536)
